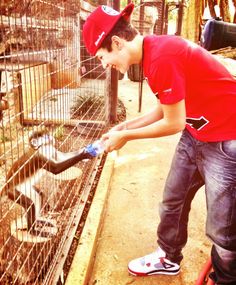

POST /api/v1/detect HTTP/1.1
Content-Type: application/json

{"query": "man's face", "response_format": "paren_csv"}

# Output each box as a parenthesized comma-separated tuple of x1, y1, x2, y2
(96, 37, 130, 74)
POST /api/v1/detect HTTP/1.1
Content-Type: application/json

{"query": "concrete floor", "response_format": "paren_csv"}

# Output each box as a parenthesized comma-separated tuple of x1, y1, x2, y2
(66, 78, 211, 285)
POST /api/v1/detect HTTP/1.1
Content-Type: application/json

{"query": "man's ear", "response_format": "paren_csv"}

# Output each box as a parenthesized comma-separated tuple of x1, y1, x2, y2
(111, 36, 123, 50)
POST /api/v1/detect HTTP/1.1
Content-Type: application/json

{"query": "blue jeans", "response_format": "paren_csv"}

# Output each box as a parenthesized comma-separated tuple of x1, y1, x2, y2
(157, 129, 236, 284)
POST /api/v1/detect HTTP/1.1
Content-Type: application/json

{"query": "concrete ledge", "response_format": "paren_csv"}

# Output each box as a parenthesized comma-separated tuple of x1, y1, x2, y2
(65, 152, 116, 285)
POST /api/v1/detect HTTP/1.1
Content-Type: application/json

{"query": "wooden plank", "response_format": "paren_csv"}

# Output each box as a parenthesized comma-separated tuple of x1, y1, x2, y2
(20, 63, 51, 116)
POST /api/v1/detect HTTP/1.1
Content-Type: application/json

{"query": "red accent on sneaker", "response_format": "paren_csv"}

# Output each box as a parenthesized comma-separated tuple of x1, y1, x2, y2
(160, 257, 165, 263)
(146, 262, 151, 267)
(128, 267, 149, 276)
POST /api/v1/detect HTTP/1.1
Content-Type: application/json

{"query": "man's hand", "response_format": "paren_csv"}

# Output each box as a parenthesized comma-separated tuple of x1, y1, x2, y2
(101, 130, 127, 152)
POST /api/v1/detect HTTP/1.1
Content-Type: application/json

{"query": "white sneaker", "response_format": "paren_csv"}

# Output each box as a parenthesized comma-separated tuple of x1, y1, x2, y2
(128, 247, 180, 276)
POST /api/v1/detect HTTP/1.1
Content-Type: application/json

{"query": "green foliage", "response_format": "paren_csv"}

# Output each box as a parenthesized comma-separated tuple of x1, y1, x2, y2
(0, 134, 11, 143)
(53, 125, 65, 140)
(120, 0, 139, 8)
(0, 127, 11, 143)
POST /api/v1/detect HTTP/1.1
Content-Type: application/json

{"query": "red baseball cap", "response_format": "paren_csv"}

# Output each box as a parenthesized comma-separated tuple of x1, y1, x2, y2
(83, 3, 135, 56)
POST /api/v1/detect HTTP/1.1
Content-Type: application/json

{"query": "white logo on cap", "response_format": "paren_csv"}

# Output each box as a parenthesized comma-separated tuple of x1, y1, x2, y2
(102, 6, 119, 16)
(95, 31, 105, 46)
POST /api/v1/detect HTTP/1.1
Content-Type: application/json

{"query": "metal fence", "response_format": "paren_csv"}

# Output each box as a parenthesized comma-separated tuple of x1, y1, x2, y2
(0, 1, 111, 284)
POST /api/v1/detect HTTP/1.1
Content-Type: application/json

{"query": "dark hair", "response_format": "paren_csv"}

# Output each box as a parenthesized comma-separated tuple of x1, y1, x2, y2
(29, 129, 47, 140)
(100, 17, 138, 52)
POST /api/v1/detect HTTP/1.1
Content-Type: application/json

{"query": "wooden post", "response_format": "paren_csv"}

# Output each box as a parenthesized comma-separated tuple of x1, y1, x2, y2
(176, 0, 185, 36)
(109, 70, 118, 124)
(109, 0, 120, 124)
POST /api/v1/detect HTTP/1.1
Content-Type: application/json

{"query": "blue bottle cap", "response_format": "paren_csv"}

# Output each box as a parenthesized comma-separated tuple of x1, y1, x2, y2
(85, 144, 97, 157)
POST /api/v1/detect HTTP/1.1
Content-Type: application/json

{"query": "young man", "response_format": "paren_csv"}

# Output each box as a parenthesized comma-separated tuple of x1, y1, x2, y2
(83, 3, 236, 284)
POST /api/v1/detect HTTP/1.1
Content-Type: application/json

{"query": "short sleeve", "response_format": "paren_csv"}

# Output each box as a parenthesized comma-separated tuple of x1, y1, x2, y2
(148, 56, 186, 104)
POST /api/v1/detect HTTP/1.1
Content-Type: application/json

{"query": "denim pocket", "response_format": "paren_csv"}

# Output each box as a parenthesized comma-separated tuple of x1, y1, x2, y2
(219, 140, 236, 160)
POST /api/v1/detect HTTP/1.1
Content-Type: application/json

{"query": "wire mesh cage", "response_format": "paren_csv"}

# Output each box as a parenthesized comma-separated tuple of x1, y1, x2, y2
(0, 0, 112, 284)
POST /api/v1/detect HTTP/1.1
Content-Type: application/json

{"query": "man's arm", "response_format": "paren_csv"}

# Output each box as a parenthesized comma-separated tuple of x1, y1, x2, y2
(102, 99, 186, 151)
(111, 103, 164, 131)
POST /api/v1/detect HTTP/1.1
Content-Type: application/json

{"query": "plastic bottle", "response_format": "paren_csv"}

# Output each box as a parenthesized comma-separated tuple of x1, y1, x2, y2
(84, 139, 105, 157)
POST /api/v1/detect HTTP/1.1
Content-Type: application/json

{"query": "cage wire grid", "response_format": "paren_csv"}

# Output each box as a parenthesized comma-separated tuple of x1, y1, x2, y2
(0, 0, 111, 284)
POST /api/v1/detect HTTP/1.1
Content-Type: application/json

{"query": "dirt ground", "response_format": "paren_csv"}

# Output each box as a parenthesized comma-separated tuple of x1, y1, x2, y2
(86, 77, 211, 285)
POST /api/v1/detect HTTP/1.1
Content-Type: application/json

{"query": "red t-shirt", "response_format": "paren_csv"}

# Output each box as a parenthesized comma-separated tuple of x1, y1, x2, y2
(143, 35, 236, 142)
